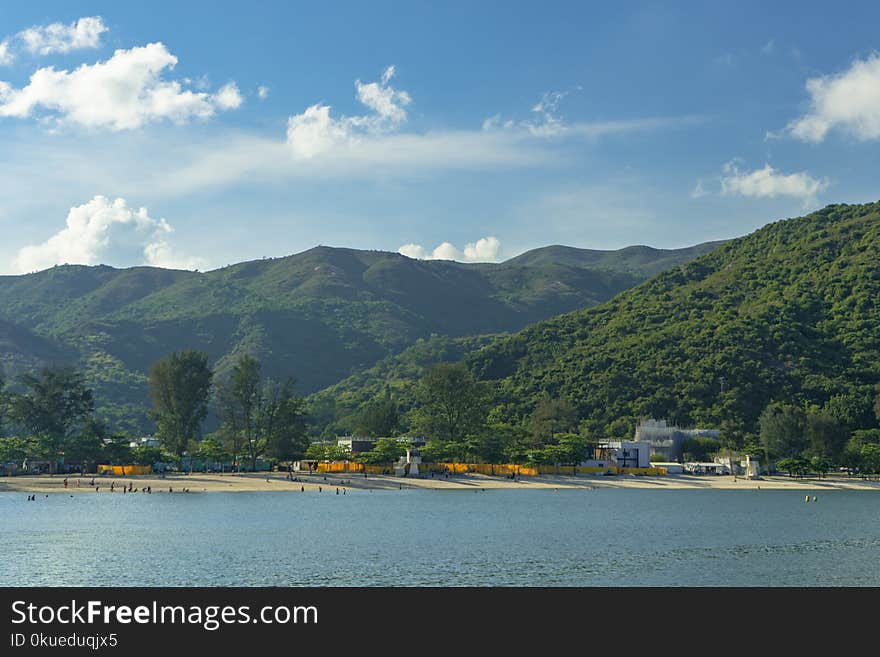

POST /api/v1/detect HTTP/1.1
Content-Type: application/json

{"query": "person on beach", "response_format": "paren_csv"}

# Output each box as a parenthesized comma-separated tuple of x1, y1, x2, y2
(301, 485, 304, 492)
(64, 478, 68, 488)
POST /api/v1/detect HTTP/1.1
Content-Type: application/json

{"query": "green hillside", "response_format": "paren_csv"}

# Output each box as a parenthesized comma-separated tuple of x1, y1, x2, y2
(471, 202, 880, 439)
(0, 242, 718, 432)
(313, 202, 880, 445)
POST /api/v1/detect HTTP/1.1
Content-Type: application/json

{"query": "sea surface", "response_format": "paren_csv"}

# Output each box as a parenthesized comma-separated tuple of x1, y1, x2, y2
(2, 488, 878, 586)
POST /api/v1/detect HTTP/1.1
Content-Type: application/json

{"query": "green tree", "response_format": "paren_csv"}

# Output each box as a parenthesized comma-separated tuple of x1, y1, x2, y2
(354, 399, 400, 438)
(357, 437, 406, 465)
(255, 378, 309, 466)
(859, 444, 880, 475)
(102, 434, 133, 466)
(775, 456, 810, 477)
(148, 351, 213, 459)
(65, 419, 106, 471)
(681, 436, 722, 462)
(214, 354, 260, 469)
(197, 436, 228, 468)
(759, 403, 807, 461)
(529, 398, 578, 444)
(304, 443, 349, 462)
(805, 412, 847, 461)
(810, 455, 832, 478)
(414, 363, 490, 443)
(0, 436, 36, 466)
(131, 445, 164, 466)
(6, 366, 94, 471)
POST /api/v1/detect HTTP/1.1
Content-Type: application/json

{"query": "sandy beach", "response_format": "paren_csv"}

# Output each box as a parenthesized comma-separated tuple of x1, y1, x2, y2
(3, 471, 880, 494)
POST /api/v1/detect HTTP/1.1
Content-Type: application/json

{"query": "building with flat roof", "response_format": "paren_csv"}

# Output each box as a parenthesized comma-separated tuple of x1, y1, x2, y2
(336, 436, 376, 454)
(587, 440, 651, 468)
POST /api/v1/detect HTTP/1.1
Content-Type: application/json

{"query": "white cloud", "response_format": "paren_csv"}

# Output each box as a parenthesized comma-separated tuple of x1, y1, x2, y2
(212, 82, 243, 110)
(784, 53, 880, 142)
(286, 65, 412, 159)
(463, 236, 501, 261)
(398, 236, 501, 262)
(761, 40, 775, 56)
(0, 40, 13, 66)
(0, 42, 241, 130)
(528, 90, 568, 137)
(719, 161, 828, 206)
(13, 195, 205, 273)
(354, 65, 411, 126)
(19, 16, 108, 55)
(257, 85, 269, 100)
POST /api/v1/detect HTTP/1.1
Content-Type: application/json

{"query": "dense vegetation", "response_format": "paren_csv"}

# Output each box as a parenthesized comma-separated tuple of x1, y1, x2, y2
(0, 351, 308, 473)
(0, 243, 717, 433)
(309, 202, 880, 472)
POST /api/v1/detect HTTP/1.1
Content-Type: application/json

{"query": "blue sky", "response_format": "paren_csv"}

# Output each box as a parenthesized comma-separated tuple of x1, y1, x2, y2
(1, 1, 879, 272)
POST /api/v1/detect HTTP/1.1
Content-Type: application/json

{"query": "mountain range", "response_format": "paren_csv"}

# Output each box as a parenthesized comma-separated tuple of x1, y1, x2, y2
(317, 202, 880, 443)
(0, 241, 721, 432)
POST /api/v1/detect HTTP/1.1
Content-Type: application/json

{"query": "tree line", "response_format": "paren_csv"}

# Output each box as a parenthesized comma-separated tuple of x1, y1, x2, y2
(0, 351, 307, 473)
(310, 360, 880, 475)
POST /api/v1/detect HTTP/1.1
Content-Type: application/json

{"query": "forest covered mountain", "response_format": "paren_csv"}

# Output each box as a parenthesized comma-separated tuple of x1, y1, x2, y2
(311, 202, 880, 445)
(0, 241, 719, 432)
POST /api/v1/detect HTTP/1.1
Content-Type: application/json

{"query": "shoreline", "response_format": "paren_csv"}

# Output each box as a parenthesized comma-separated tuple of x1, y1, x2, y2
(3, 471, 880, 494)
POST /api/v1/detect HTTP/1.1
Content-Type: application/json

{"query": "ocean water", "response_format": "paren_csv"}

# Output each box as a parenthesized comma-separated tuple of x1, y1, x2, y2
(2, 488, 878, 586)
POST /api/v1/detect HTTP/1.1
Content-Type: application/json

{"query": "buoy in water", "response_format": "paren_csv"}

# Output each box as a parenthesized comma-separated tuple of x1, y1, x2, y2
(812, 496, 817, 502)
(805, 495, 810, 502)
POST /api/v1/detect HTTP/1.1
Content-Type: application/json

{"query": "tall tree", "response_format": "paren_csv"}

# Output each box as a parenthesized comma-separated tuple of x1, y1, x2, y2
(758, 403, 807, 461)
(7, 366, 94, 471)
(529, 397, 578, 445)
(215, 354, 261, 469)
(261, 378, 309, 463)
(148, 351, 213, 459)
(414, 363, 490, 443)
(805, 412, 848, 461)
(354, 398, 399, 438)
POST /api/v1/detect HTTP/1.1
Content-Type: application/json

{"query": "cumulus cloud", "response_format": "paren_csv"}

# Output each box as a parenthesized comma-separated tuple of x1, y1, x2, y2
(783, 53, 880, 142)
(257, 85, 269, 100)
(0, 40, 13, 66)
(398, 236, 501, 262)
(0, 42, 242, 130)
(286, 65, 412, 158)
(18, 16, 108, 55)
(13, 196, 206, 273)
(719, 161, 828, 206)
(212, 82, 243, 110)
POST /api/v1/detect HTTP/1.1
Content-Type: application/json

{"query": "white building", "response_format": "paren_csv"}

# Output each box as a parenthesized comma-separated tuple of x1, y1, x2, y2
(605, 441, 652, 469)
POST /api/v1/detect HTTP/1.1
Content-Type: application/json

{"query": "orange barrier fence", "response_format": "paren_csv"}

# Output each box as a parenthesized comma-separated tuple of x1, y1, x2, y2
(311, 461, 665, 477)
(96, 464, 153, 476)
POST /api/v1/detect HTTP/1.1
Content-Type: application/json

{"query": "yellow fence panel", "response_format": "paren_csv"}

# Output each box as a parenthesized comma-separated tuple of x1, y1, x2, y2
(97, 465, 153, 476)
